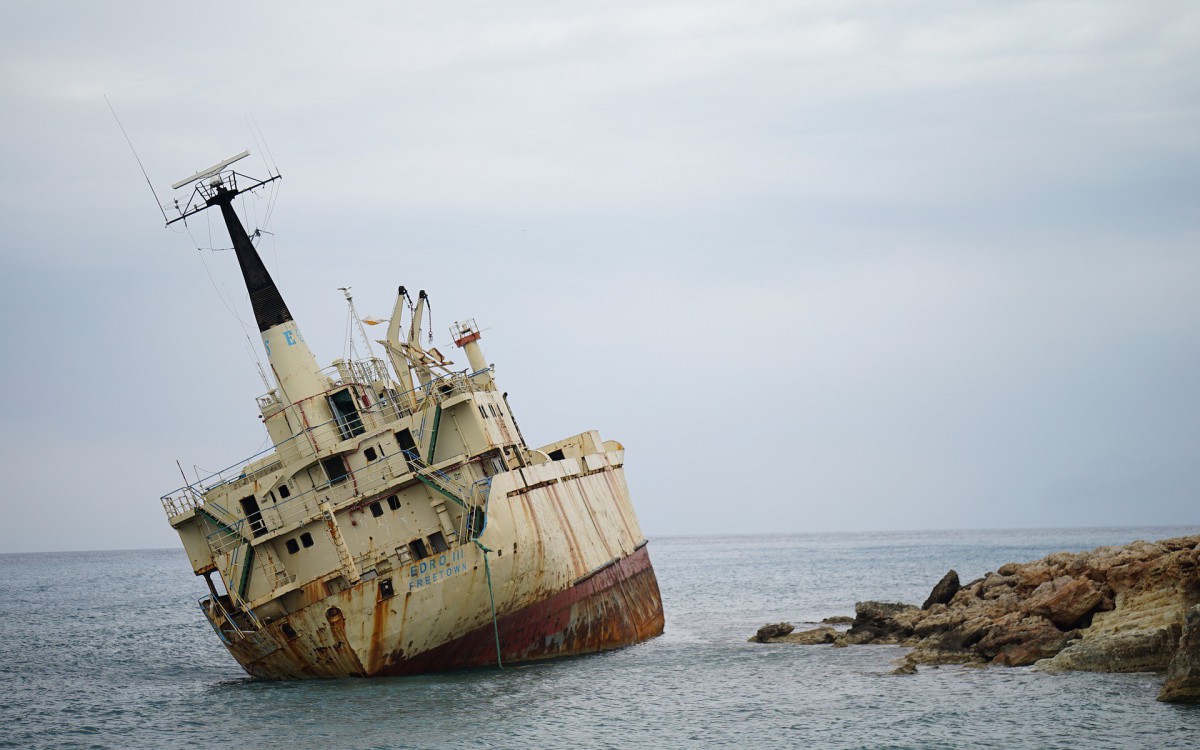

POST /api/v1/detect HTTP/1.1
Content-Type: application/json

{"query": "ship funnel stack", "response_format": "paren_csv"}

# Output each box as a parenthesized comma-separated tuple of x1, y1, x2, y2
(167, 152, 325, 405)
(452, 319, 490, 382)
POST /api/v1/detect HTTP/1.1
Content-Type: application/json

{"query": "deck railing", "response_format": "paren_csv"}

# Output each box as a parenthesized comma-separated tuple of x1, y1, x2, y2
(160, 365, 494, 520)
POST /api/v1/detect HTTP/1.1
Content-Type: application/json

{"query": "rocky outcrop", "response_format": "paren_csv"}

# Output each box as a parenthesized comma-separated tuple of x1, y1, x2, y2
(751, 622, 794, 643)
(754, 534, 1200, 702)
(751, 623, 840, 645)
(1159, 605, 1200, 703)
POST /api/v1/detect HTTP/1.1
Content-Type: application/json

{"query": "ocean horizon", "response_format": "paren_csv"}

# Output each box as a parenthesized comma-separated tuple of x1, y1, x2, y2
(2, 525, 1197, 748)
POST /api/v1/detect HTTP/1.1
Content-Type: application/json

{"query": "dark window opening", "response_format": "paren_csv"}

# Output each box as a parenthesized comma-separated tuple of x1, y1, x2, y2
(396, 429, 419, 467)
(278, 484, 291, 499)
(321, 455, 349, 484)
(488, 404, 499, 417)
(478, 405, 488, 419)
(281, 623, 299, 640)
(548, 449, 565, 461)
(364, 446, 378, 462)
(370, 501, 383, 518)
(379, 578, 394, 600)
(327, 388, 366, 440)
(386, 495, 400, 511)
(239, 495, 267, 537)
(285, 539, 300, 554)
(428, 531, 449, 554)
(409, 538, 429, 560)
(300, 532, 314, 548)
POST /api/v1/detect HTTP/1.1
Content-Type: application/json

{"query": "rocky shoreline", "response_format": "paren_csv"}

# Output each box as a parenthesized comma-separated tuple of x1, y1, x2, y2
(752, 534, 1200, 703)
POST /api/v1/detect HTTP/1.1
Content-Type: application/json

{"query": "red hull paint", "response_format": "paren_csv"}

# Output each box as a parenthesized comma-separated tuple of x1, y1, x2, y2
(378, 544, 664, 675)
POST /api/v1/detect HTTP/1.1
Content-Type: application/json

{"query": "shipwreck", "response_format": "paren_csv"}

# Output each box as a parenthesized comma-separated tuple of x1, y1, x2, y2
(158, 151, 664, 678)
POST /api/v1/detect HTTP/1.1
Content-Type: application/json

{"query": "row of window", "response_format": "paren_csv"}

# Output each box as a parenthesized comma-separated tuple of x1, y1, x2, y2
(368, 494, 403, 518)
(477, 403, 504, 419)
(285, 532, 314, 554)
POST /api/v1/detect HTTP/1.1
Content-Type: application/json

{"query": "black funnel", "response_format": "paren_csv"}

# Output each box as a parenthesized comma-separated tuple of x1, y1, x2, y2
(211, 188, 293, 332)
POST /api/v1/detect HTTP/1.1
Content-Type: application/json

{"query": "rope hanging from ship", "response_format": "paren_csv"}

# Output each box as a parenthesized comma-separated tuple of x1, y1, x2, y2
(471, 509, 504, 669)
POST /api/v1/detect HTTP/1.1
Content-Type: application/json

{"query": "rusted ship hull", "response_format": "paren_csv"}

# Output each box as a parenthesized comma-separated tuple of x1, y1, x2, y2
(196, 450, 664, 679)
(227, 544, 663, 678)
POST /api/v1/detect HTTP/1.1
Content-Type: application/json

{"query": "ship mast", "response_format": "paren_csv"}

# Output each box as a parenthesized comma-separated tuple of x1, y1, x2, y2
(168, 152, 326, 405)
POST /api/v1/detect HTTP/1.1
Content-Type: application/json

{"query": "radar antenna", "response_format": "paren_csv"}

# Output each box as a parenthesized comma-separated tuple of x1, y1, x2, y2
(166, 149, 281, 227)
(166, 149, 288, 332)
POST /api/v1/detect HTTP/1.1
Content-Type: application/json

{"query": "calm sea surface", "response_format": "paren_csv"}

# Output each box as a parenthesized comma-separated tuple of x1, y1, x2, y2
(2, 527, 1197, 749)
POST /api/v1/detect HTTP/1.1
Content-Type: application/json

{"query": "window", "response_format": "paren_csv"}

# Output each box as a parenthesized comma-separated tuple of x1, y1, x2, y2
(478, 405, 488, 419)
(428, 531, 449, 554)
(327, 389, 365, 440)
(379, 578, 394, 600)
(281, 623, 299, 640)
(364, 447, 378, 462)
(548, 449, 565, 461)
(370, 501, 383, 518)
(386, 495, 400, 511)
(488, 404, 499, 417)
(408, 538, 429, 561)
(286, 539, 300, 554)
(396, 429, 418, 467)
(300, 532, 314, 548)
(278, 484, 291, 499)
(321, 455, 349, 484)
(239, 495, 267, 537)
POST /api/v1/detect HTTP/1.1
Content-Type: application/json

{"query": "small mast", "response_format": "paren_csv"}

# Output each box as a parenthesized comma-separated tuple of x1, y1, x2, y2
(168, 152, 326, 405)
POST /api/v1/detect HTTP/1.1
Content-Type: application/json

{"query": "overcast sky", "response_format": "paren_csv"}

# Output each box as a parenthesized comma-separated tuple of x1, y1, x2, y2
(1, 1, 1197, 553)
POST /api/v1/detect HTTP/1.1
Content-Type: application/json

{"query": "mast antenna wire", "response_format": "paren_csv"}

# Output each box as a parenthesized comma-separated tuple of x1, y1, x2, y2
(104, 95, 168, 224)
(250, 113, 281, 176)
(245, 113, 283, 240)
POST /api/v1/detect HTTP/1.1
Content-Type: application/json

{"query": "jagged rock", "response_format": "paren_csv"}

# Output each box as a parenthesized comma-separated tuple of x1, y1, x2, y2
(821, 615, 855, 625)
(1159, 605, 1200, 703)
(751, 622, 793, 643)
(1035, 627, 1180, 673)
(780, 626, 839, 645)
(1023, 576, 1105, 629)
(980, 573, 1018, 599)
(890, 662, 917, 675)
(848, 601, 918, 642)
(975, 613, 1071, 665)
(922, 570, 960, 609)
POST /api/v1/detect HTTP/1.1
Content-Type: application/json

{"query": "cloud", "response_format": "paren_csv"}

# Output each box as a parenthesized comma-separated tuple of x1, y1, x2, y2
(0, 1, 1197, 550)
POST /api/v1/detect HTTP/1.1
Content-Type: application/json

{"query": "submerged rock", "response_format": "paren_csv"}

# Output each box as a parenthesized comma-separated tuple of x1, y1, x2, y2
(751, 622, 795, 643)
(750, 534, 1200, 699)
(782, 626, 840, 645)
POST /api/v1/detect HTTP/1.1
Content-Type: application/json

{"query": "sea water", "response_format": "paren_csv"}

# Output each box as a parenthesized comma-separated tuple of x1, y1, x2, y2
(1, 527, 1197, 749)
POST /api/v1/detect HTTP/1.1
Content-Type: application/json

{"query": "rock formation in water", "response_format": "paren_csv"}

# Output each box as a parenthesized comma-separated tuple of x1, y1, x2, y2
(753, 534, 1200, 703)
